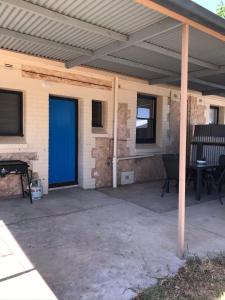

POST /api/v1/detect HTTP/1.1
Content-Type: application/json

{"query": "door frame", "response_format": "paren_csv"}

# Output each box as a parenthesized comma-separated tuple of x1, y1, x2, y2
(48, 95, 78, 188)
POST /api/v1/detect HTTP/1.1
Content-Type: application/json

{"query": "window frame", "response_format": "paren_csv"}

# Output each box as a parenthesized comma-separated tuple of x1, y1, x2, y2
(136, 94, 157, 144)
(92, 100, 103, 128)
(0, 89, 23, 137)
(209, 105, 219, 125)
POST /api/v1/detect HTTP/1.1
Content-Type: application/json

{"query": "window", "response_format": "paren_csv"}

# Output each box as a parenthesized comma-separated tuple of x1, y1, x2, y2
(136, 94, 156, 144)
(92, 100, 103, 128)
(209, 106, 219, 125)
(0, 89, 23, 136)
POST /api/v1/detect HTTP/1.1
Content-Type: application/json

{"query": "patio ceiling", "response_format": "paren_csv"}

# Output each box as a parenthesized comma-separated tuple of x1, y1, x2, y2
(1, 0, 225, 96)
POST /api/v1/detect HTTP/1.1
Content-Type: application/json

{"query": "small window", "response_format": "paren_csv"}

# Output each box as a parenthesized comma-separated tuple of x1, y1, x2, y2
(92, 100, 103, 128)
(0, 89, 23, 136)
(136, 94, 156, 144)
(209, 106, 219, 125)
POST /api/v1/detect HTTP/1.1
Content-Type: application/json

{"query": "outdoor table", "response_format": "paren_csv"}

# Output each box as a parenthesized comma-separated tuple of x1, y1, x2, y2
(188, 161, 218, 201)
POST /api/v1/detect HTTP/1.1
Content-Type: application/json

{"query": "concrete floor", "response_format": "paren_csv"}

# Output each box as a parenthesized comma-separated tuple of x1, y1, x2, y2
(0, 181, 225, 300)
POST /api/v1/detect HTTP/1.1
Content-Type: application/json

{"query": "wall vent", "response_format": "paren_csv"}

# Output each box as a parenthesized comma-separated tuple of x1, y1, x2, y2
(121, 171, 134, 185)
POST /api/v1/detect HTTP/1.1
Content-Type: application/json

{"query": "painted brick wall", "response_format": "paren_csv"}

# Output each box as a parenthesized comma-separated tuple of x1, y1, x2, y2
(0, 50, 112, 196)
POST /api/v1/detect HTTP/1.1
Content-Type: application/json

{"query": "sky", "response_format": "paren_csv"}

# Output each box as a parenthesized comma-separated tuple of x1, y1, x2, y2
(192, 0, 218, 13)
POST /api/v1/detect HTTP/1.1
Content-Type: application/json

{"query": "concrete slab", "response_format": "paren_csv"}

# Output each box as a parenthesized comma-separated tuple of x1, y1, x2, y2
(0, 183, 224, 300)
(100, 181, 216, 213)
(0, 221, 57, 300)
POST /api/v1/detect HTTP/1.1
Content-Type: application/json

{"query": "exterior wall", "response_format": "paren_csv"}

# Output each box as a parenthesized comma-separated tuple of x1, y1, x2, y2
(0, 50, 113, 196)
(167, 93, 207, 153)
(1, 49, 225, 196)
(203, 95, 225, 124)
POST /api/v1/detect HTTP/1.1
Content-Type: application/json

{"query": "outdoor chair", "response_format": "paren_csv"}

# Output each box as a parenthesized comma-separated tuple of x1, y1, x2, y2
(161, 154, 179, 197)
(216, 155, 225, 179)
(204, 155, 225, 205)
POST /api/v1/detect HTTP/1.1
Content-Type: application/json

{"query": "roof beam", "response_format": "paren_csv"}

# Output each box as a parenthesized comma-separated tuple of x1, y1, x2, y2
(150, 76, 179, 85)
(66, 15, 219, 71)
(150, 75, 225, 91)
(190, 66, 225, 78)
(151, 65, 225, 84)
(190, 77, 225, 91)
(103, 55, 178, 76)
(202, 89, 225, 96)
(0, 27, 93, 56)
(133, 0, 225, 42)
(138, 42, 219, 70)
(97, 55, 225, 90)
(66, 18, 181, 68)
(0, 0, 127, 42)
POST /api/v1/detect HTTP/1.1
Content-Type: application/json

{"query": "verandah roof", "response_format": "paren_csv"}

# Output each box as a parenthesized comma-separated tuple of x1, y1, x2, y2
(0, 0, 225, 96)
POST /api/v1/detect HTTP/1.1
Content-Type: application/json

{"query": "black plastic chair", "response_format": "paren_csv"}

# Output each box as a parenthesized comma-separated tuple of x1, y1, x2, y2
(161, 154, 179, 197)
(205, 155, 225, 205)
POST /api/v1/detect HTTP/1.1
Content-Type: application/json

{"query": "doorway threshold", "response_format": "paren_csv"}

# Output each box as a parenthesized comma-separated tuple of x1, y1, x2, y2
(49, 185, 79, 191)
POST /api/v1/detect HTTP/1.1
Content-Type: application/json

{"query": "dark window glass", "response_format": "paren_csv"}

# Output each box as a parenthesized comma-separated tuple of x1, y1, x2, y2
(92, 100, 103, 128)
(209, 106, 219, 125)
(0, 90, 23, 136)
(136, 94, 156, 144)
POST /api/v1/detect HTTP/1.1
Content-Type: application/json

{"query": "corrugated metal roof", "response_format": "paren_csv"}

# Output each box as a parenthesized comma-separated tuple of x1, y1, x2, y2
(147, 26, 182, 51)
(87, 58, 163, 80)
(0, 33, 81, 61)
(111, 46, 201, 73)
(148, 26, 225, 65)
(25, 0, 166, 34)
(0, 2, 113, 50)
(0, 0, 225, 95)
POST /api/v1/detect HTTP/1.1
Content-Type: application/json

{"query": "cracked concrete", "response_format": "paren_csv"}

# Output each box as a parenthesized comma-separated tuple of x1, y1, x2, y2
(0, 182, 225, 300)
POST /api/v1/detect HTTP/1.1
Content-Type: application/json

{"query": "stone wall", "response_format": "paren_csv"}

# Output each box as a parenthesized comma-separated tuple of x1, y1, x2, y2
(92, 103, 131, 188)
(92, 138, 113, 188)
(0, 152, 37, 198)
(92, 95, 208, 188)
(167, 98, 181, 153)
(92, 102, 166, 187)
(167, 95, 207, 153)
(117, 103, 130, 157)
(188, 95, 206, 135)
(118, 155, 165, 184)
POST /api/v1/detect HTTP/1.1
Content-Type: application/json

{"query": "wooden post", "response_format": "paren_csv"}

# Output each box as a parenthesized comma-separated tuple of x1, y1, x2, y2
(178, 23, 189, 259)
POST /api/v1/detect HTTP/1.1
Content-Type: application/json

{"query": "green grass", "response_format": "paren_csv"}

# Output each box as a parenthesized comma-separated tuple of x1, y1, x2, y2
(133, 255, 225, 300)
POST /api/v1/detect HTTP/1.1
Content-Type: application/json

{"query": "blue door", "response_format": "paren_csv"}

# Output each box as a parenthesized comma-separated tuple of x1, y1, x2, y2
(49, 96, 78, 187)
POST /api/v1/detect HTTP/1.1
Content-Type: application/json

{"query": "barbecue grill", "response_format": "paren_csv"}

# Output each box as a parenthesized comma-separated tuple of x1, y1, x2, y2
(0, 160, 32, 203)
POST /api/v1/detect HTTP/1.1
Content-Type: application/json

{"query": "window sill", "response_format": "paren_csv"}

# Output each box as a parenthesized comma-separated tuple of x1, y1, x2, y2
(135, 143, 162, 155)
(0, 144, 28, 150)
(92, 127, 108, 137)
(0, 137, 27, 150)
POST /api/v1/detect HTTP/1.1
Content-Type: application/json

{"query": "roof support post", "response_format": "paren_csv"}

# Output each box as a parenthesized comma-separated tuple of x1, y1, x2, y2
(178, 23, 189, 259)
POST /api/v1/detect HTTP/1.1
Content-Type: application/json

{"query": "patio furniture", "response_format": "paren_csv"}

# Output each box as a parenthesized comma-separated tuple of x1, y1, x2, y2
(161, 154, 179, 197)
(190, 125, 225, 164)
(188, 161, 218, 201)
(205, 168, 225, 206)
(214, 155, 225, 180)
(202, 155, 225, 205)
(188, 125, 225, 201)
(0, 160, 32, 203)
